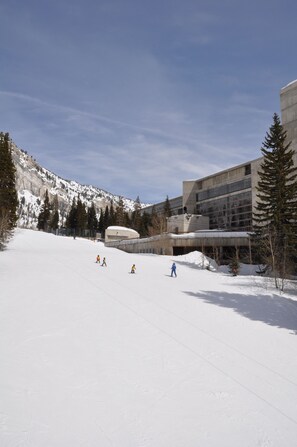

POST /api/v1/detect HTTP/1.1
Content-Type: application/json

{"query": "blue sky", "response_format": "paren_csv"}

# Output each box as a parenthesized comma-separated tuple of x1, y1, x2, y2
(1, 0, 297, 203)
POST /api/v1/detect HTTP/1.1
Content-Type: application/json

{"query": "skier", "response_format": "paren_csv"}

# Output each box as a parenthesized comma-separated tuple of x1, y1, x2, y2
(101, 257, 107, 267)
(131, 264, 136, 274)
(171, 262, 177, 277)
(96, 255, 100, 264)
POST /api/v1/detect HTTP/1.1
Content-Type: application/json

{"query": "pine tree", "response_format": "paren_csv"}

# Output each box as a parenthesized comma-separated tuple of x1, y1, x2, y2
(115, 197, 126, 226)
(102, 205, 110, 238)
(253, 113, 297, 288)
(109, 202, 116, 226)
(76, 197, 87, 236)
(140, 211, 151, 237)
(87, 202, 98, 238)
(163, 195, 172, 218)
(66, 198, 78, 237)
(98, 208, 104, 235)
(49, 194, 59, 231)
(148, 205, 162, 236)
(37, 190, 51, 231)
(228, 257, 240, 276)
(0, 132, 18, 248)
(131, 196, 142, 233)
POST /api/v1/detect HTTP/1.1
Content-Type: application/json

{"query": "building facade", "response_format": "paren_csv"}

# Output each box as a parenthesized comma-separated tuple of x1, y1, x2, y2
(280, 79, 297, 164)
(183, 158, 262, 231)
(141, 195, 183, 216)
(166, 214, 209, 233)
(182, 79, 297, 232)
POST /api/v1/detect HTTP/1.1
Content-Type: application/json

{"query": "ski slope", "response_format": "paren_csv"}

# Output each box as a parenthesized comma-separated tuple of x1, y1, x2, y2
(1, 229, 297, 446)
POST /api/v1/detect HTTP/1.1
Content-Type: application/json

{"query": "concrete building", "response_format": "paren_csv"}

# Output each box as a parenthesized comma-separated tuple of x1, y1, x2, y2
(141, 196, 183, 216)
(280, 79, 297, 165)
(105, 230, 251, 260)
(105, 226, 140, 242)
(183, 158, 263, 231)
(166, 214, 209, 233)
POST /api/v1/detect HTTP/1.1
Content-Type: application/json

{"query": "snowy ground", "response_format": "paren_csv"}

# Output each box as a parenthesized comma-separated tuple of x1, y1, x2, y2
(1, 229, 297, 447)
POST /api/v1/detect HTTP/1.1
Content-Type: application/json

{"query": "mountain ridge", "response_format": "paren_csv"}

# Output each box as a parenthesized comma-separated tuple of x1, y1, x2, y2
(11, 141, 149, 229)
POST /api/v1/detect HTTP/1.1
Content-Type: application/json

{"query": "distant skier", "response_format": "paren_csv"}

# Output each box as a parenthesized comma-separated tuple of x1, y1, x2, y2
(131, 264, 136, 274)
(96, 255, 100, 264)
(101, 257, 107, 267)
(171, 262, 177, 277)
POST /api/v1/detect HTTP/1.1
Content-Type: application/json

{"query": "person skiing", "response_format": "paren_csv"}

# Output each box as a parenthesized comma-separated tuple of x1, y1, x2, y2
(171, 262, 177, 277)
(101, 257, 107, 267)
(96, 255, 100, 264)
(131, 264, 136, 274)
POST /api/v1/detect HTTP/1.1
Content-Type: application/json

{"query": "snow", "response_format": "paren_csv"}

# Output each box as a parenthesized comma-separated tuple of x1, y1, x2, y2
(1, 229, 297, 446)
(281, 79, 297, 90)
(107, 226, 139, 234)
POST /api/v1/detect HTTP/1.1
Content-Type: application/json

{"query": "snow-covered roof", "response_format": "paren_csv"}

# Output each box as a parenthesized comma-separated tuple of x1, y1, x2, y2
(107, 226, 139, 234)
(281, 79, 297, 90)
(170, 231, 250, 239)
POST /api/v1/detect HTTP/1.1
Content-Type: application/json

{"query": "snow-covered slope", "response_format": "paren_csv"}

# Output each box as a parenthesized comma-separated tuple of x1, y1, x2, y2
(1, 229, 297, 446)
(11, 142, 147, 228)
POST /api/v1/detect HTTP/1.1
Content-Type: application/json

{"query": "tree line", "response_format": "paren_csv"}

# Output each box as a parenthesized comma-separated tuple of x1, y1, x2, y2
(37, 192, 173, 239)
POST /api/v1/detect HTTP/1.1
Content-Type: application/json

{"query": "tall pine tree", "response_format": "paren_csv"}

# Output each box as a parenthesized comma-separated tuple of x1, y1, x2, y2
(76, 197, 87, 236)
(87, 202, 98, 238)
(253, 113, 297, 288)
(50, 194, 60, 231)
(0, 133, 18, 248)
(37, 190, 51, 231)
(131, 196, 142, 233)
(66, 198, 78, 237)
(163, 195, 172, 218)
(115, 197, 126, 226)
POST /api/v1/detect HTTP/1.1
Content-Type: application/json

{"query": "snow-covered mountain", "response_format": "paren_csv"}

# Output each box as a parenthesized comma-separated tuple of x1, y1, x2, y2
(11, 142, 147, 229)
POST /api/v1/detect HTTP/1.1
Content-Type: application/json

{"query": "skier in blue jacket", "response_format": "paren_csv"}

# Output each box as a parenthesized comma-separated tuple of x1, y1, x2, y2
(171, 262, 177, 277)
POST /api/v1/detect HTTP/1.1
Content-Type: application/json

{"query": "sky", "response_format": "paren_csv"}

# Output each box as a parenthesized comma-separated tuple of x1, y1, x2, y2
(1, 0, 297, 203)
(1, 229, 297, 445)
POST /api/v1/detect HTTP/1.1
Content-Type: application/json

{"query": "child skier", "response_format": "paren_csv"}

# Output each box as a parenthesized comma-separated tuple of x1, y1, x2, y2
(101, 257, 107, 267)
(131, 264, 136, 274)
(96, 255, 100, 264)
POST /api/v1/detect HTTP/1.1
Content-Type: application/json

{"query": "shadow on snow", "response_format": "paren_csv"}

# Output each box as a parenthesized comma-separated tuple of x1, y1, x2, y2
(183, 290, 297, 333)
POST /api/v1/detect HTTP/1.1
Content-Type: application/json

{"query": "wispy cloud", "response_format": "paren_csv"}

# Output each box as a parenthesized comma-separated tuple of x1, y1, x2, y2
(1, 0, 293, 203)
(0, 90, 224, 147)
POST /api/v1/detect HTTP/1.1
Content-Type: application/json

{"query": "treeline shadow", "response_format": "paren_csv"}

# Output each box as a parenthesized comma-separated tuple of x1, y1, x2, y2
(184, 290, 297, 333)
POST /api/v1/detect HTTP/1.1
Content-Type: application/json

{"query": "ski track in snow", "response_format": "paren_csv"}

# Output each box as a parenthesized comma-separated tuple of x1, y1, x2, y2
(1, 229, 297, 446)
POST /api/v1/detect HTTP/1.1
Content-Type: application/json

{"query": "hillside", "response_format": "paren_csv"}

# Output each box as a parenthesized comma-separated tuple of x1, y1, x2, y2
(1, 229, 297, 446)
(11, 142, 147, 228)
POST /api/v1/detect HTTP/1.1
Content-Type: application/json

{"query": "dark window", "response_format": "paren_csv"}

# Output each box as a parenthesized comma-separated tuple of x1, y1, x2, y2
(245, 164, 251, 175)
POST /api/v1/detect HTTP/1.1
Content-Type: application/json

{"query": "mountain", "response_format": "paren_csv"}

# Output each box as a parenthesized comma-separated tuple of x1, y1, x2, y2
(11, 141, 147, 229)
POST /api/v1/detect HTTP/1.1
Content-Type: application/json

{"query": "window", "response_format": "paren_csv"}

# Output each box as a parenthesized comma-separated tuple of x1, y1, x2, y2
(245, 164, 251, 175)
(197, 178, 251, 202)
